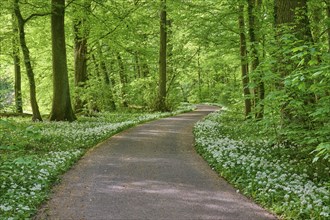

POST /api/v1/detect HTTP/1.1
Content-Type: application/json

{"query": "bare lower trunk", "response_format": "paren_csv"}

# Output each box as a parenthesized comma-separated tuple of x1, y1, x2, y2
(50, 0, 76, 121)
(157, 0, 167, 111)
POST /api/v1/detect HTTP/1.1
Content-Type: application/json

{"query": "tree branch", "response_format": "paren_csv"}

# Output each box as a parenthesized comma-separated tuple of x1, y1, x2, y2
(25, 12, 51, 23)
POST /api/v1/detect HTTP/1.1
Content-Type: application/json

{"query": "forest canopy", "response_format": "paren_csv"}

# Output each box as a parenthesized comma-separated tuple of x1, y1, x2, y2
(0, 0, 330, 159)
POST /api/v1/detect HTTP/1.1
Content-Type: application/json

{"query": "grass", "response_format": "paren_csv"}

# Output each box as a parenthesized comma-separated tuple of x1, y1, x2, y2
(194, 109, 330, 220)
(0, 104, 194, 219)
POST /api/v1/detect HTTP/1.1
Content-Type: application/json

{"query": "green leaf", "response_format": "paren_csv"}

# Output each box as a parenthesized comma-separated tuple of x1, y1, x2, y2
(0, 145, 19, 150)
(311, 142, 330, 163)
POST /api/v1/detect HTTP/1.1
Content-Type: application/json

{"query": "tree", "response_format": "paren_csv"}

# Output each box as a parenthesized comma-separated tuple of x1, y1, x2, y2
(13, 0, 42, 121)
(247, 0, 264, 119)
(12, 12, 22, 113)
(117, 53, 129, 108)
(238, 3, 252, 118)
(49, 0, 76, 121)
(274, 0, 315, 123)
(157, 0, 167, 111)
(73, 0, 91, 113)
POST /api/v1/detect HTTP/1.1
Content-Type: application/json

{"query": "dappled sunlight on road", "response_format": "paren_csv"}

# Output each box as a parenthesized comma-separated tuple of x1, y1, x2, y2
(34, 106, 276, 220)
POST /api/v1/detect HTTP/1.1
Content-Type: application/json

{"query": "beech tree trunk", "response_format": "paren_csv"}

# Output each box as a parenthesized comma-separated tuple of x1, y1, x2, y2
(157, 0, 167, 111)
(274, 0, 314, 123)
(74, 23, 88, 112)
(98, 53, 116, 111)
(238, 4, 252, 118)
(13, 0, 42, 121)
(248, 0, 264, 119)
(117, 53, 128, 107)
(73, 0, 91, 112)
(12, 12, 22, 113)
(50, 0, 76, 121)
(197, 48, 202, 102)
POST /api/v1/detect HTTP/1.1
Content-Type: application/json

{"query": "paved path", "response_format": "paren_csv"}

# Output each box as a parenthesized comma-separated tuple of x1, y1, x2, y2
(35, 105, 277, 220)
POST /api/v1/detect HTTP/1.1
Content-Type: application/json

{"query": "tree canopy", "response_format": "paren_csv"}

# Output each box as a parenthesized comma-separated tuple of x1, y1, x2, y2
(1, 0, 330, 159)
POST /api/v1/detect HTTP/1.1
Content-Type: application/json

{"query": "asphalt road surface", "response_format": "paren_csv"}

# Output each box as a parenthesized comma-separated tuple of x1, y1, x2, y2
(35, 105, 277, 220)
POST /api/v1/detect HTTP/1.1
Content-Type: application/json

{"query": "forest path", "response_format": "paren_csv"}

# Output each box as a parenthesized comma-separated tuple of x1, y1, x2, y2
(35, 105, 276, 220)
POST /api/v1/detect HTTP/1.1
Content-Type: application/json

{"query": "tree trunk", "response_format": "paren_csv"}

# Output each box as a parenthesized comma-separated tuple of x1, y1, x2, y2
(167, 19, 174, 86)
(157, 0, 167, 111)
(238, 4, 252, 118)
(13, 0, 42, 121)
(274, 0, 313, 79)
(73, 0, 91, 113)
(275, 0, 312, 40)
(326, 2, 330, 53)
(134, 51, 141, 78)
(50, 0, 76, 121)
(309, 2, 322, 44)
(117, 53, 128, 107)
(247, 0, 264, 119)
(274, 0, 314, 123)
(74, 22, 88, 112)
(197, 48, 202, 102)
(141, 61, 150, 77)
(97, 53, 116, 111)
(12, 12, 22, 113)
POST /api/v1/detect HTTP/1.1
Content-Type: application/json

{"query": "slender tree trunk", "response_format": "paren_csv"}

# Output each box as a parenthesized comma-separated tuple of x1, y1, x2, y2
(326, 2, 330, 53)
(134, 51, 141, 78)
(50, 0, 76, 121)
(310, 2, 322, 44)
(167, 19, 174, 84)
(101, 63, 116, 111)
(12, 12, 22, 113)
(157, 0, 167, 111)
(74, 22, 88, 112)
(248, 0, 264, 119)
(117, 53, 128, 107)
(255, 0, 265, 119)
(197, 48, 202, 102)
(96, 52, 116, 110)
(141, 61, 150, 77)
(248, 0, 259, 71)
(13, 0, 42, 121)
(239, 4, 252, 118)
(73, 0, 91, 113)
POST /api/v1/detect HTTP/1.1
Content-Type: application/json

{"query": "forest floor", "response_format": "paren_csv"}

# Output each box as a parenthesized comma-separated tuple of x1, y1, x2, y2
(34, 105, 276, 220)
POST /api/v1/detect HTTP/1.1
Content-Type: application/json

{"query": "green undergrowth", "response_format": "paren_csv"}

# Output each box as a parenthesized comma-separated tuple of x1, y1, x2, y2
(194, 110, 329, 220)
(0, 104, 195, 219)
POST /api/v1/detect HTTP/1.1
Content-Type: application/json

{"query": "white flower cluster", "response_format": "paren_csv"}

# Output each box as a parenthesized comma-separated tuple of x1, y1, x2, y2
(0, 150, 82, 219)
(194, 113, 330, 219)
(38, 112, 176, 151)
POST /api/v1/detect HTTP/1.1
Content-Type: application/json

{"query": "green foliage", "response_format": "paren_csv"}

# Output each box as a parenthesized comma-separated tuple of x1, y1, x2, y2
(0, 78, 13, 110)
(127, 76, 158, 109)
(313, 143, 330, 163)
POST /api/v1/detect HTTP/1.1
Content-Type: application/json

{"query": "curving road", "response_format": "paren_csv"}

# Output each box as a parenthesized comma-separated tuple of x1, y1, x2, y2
(35, 105, 277, 220)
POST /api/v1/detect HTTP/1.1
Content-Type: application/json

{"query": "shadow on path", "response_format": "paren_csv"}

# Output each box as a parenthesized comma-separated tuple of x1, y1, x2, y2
(35, 105, 277, 220)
